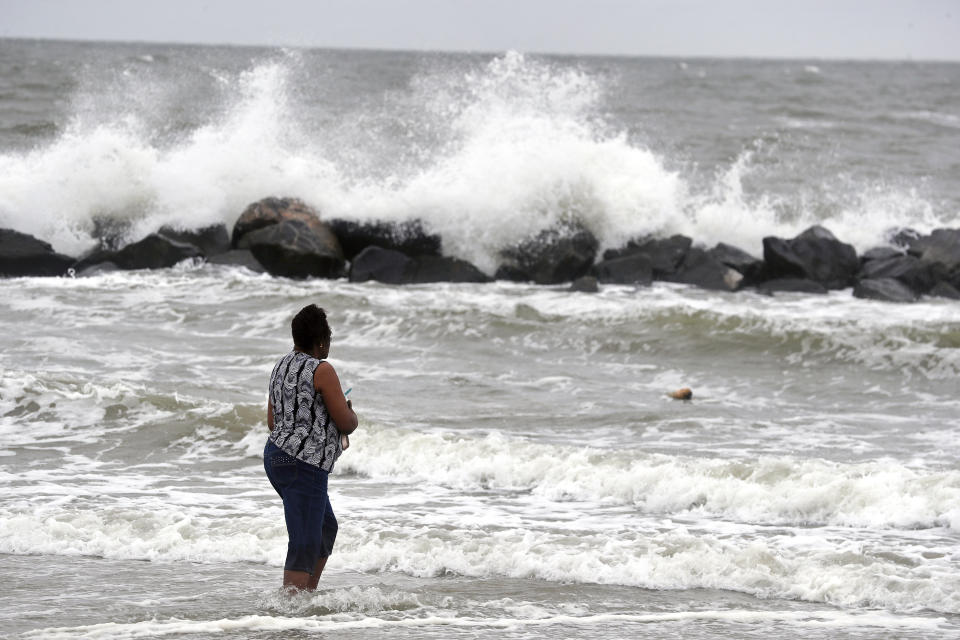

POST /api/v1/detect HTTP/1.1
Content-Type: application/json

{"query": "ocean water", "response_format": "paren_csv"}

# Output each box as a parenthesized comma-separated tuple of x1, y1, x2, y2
(1, 39, 959, 639)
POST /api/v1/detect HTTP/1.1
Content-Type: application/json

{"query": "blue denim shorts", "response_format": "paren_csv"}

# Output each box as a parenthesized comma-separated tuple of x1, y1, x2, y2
(264, 438, 338, 573)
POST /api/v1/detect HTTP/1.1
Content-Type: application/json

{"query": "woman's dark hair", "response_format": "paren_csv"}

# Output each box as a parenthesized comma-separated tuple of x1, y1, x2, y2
(291, 304, 331, 352)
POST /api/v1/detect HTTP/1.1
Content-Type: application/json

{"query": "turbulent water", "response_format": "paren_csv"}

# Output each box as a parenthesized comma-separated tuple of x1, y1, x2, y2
(1, 39, 959, 639)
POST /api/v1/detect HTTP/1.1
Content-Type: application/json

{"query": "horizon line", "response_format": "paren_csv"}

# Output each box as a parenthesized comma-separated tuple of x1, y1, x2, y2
(3, 34, 959, 65)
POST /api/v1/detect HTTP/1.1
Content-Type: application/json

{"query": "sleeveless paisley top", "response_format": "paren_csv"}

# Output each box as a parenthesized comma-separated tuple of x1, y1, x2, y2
(268, 350, 343, 471)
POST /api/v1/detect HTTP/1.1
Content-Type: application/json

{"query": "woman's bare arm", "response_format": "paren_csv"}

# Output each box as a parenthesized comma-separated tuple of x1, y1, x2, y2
(314, 361, 358, 435)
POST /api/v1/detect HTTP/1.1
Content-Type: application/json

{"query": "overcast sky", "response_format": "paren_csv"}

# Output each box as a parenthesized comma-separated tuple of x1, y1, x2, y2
(1, 0, 958, 61)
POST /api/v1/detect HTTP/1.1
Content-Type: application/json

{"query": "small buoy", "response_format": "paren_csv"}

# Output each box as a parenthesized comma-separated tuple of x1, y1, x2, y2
(668, 387, 693, 400)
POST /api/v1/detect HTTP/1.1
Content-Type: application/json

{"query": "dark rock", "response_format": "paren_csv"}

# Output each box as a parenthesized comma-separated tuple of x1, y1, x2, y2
(77, 261, 119, 277)
(928, 281, 960, 300)
(406, 255, 491, 284)
(111, 233, 203, 270)
(853, 278, 919, 303)
(603, 234, 692, 277)
(861, 246, 904, 263)
(0, 229, 75, 277)
(857, 255, 938, 294)
(756, 278, 828, 295)
(158, 224, 230, 256)
(707, 242, 763, 284)
(499, 223, 599, 285)
(327, 218, 441, 260)
(72, 248, 118, 273)
(349, 246, 414, 284)
(762, 225, 858, 289)
(232, 197, 328, 249)
(494, 264, 532, 282)
(569, 276, 599, 293)
(206, 249, 266, 274)
(349, 246, 489, 284)
(591, 253, 653, 285)
(246, 219, 345, 279)
(666, 248, 743, 291)
(907, 228, 960, 270)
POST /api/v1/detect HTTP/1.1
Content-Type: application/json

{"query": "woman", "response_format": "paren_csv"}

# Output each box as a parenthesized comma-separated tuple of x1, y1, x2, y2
(264, 304, 358, 591)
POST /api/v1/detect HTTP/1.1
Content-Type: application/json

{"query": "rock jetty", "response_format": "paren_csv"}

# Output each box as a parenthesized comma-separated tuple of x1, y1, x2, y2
(2, 196, 959, 303)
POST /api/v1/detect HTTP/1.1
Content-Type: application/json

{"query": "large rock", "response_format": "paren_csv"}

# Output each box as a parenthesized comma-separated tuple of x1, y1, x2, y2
(929, 281, 960, 300)
(245, 219, 345, 279)
(0, 228, 75, 277)
(499, 223, 599, 285)
(603, 234, 691, 278)
(349, 246, 489, 284)
(907, 228, 960, 270)
(762, 225, 858, 289)
(861, 246, 904, 263)
(708, 242, 764, 284)
(349, 246, 413, 284)
(756, 278, 828, 295)
(158, 224, 230, 256)
(569, 276, 599, 293)
(591, 253, 653, 285)
(206, 249, 266, 273)
(406, 255, 491, 284)
(857, 255, 939, 294)
(111, 233, 203, 270)
(328, 218, 441, 260)
(853, 278, 919, 303)
(666, 248, 743, 291)
(232, 197, 328, 249)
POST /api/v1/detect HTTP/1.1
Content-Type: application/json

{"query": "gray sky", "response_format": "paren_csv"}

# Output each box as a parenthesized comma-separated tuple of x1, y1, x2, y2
(1, 0, 958, 60)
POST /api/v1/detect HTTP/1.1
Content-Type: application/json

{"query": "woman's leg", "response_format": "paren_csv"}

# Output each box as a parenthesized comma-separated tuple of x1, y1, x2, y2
(283, 569, 311, 590)
(306, 499, 337, 590)
(305, 557, 329, 590)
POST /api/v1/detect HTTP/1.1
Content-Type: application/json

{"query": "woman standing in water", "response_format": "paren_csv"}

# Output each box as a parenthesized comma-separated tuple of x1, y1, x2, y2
(264, 304, 358, 591)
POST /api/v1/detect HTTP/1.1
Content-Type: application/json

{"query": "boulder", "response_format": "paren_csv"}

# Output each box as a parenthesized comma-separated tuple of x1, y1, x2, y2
(232, 197, 328, 248)
(603, 234, 691, 278)
(569, 276, 599, 293)
(77, 261, 119, 277)
(762, 225, 858, 289)
(499, 223, 598, 285)
(245, 219, 345, 279)
(493, 263, 531, 282)
(666, 248, 743, 291)
(928, 281, 960, 300)
(349, 246, 489, 284)
(857, 255, 938, 294)
(907, 228, 960, 271)
(158, 224, 230, 256)
(853, 278, 919, 303)
(756, 278, 828, 295)
(327, 218, 441, 259)
(708, 242, 764, 284)
(349, 246, 414, 284)
(0, 229, 75, 277)
(206, 249, 266, 274)
(112, 233, 203, 270)
(71, 248, 118, 274)
(591, 253, 653, 285)
(861, 246, 904, 263)
(406, 255, 491, 284)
